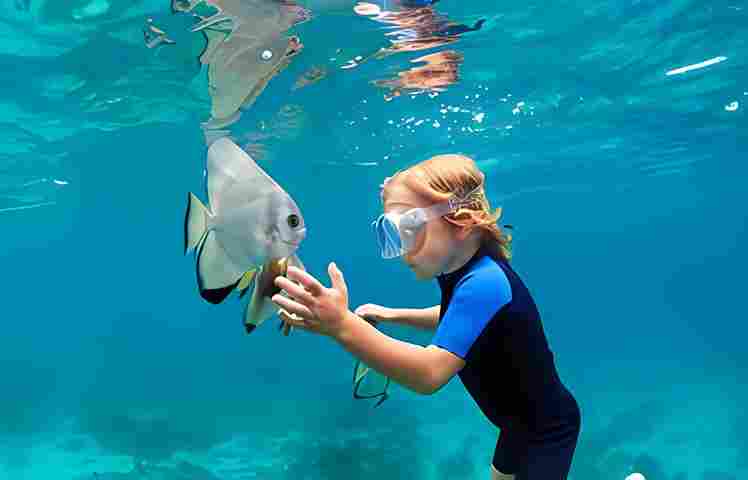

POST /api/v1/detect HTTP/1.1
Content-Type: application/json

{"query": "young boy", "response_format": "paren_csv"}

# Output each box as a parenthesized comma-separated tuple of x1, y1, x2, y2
(271, 154, 581, 479)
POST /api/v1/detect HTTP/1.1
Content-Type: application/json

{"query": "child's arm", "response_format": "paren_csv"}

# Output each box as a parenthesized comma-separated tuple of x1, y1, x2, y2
(385, 305, 440, 330)
(335, 311, 463, 395)
(355, 304, 440, 330)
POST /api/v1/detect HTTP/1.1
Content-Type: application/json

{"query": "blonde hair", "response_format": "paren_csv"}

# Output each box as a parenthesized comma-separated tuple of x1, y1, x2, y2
(381, 154, 513, 261)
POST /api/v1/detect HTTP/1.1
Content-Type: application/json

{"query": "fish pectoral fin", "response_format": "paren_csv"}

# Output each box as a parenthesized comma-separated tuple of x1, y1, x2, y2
(236, 269, 257, 293)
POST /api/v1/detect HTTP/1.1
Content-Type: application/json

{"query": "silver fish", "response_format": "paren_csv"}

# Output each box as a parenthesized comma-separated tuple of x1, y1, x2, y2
(184, 136, 306, 304)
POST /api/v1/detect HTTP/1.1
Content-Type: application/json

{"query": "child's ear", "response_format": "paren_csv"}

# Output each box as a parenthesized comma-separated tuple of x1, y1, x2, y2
(456, 224, 473, 240)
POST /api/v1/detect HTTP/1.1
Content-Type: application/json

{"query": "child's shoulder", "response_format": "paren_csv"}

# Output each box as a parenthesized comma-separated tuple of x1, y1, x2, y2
(456, 254, 512, 300)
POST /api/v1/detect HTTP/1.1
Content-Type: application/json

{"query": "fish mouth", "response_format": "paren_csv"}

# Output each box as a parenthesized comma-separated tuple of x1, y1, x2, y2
(272, 36, 303, 75)
(280, 240, 303, 249)
(280, 230, 305, 247)
(285, 36, 303, 58)
(243, 36, 304, 108)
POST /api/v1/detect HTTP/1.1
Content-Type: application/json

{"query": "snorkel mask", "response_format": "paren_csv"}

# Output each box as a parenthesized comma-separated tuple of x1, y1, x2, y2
(372, 175, 484, 259)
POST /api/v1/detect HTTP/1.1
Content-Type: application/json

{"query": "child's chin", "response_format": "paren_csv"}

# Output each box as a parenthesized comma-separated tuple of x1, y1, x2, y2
(412, 267, 432, 281)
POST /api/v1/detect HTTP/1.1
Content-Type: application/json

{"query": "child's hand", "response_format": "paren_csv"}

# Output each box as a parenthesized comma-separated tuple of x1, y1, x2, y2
(271, 262, 352, 339)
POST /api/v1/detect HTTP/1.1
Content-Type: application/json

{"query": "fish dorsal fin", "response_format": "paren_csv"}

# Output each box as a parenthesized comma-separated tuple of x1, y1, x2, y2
(205, 137, 284, 213)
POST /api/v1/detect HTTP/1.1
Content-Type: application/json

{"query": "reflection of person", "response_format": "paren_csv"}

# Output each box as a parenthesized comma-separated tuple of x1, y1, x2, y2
(372, 50, 463, 100)
(350, 0, 485, 96)
(354, 0, 486, 50)
(272, 155, 581, 480)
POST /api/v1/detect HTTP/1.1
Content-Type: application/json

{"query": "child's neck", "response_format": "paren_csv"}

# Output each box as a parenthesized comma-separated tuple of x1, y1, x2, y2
(439, 235, 482, 276)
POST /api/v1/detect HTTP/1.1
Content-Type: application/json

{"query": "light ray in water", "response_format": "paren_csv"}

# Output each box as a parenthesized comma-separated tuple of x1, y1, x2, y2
(665, 56, 727, 76)
(0, 201, 57, 214)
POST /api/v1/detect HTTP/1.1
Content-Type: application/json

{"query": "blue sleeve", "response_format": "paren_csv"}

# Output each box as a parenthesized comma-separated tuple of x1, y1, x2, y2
(431, 266, 512, 359)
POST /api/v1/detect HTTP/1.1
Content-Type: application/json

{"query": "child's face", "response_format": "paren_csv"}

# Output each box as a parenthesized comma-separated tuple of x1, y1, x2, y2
(383, 182, 463, 280)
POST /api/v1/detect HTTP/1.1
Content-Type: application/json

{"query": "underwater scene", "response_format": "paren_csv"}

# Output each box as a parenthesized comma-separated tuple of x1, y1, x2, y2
(1, 0, 746, 479)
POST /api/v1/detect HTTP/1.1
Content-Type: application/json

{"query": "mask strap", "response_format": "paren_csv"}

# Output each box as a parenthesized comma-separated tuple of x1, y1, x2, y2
(447, 173, 485, 211)
(380, 171, 485, 214)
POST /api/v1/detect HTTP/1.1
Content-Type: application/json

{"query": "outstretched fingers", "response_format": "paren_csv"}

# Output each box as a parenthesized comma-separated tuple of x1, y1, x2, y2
(285, 266, 326, 297)
(275, 275, 315, 306)
(272, 292, 314, 320)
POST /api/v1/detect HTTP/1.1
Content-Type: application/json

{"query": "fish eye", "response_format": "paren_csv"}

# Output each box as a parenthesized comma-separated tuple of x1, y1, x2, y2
(260, 49, 273, 62)
(287, 214, 300, 228)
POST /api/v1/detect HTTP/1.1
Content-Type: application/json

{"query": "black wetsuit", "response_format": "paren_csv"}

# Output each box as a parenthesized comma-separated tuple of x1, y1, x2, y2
(432, 245, 581, 479)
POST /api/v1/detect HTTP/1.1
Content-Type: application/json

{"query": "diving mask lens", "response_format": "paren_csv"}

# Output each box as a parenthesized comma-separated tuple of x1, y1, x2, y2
(373, 209, 429, 259)
(373, 214, 405, 259)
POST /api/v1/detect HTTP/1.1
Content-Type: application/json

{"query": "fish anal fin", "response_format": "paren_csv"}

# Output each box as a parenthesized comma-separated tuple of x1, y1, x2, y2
(196, 230, 244, 301)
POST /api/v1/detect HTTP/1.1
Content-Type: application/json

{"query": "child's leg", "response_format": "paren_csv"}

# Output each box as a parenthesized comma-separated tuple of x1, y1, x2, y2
(521, 409, 581, 479)
(521, 427, 579, 479)
(491, 464, 515, 480)
(491, 430, 522, 480)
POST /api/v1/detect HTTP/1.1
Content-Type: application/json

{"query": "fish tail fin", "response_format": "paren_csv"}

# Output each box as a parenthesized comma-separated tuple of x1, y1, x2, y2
(184, 192, 209, 255)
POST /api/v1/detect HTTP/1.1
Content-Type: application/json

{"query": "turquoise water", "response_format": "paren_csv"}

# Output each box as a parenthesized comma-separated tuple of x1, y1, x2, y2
(1, 0, 746, 479)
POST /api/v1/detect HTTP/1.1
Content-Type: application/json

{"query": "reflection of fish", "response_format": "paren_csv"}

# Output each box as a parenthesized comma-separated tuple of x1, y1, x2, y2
(292, 66, 328, 91)
(200, 30, 303, 126)
(240, 254, 306, 334)
(181, 0, 311, 37)
(166, 0, 309, 129)
(143, 18, 176, 49)
(184, 137, 306, 304)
